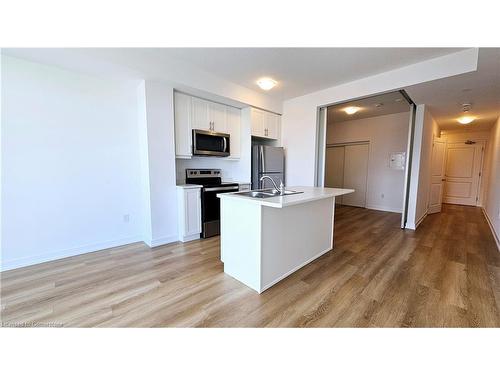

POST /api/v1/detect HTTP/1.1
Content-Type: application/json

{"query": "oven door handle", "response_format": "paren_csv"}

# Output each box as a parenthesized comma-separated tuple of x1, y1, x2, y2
(204, 186, 238, 192)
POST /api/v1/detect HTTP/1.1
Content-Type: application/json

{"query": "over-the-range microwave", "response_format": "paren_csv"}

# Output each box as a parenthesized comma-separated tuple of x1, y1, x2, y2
(192, 129, 230, 157)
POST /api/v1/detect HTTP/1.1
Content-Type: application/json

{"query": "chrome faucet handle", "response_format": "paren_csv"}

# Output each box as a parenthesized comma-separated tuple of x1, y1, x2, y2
(279, 180, 285, 195)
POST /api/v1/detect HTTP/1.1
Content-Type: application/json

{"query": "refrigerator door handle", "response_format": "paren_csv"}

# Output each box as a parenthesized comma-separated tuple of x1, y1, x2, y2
(260, 146, 265, 173)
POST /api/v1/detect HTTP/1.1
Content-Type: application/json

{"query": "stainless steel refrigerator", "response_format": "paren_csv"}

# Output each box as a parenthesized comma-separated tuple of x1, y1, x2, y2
(251, 145, 285, 190)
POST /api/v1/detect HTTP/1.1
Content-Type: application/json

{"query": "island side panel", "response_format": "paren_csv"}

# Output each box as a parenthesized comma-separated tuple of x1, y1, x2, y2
(220, 198, 262, 292)
(260, 196, 334, 292)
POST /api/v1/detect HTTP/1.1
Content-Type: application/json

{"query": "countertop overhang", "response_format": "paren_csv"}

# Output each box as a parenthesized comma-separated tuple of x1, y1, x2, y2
(217, 186, 354, 208)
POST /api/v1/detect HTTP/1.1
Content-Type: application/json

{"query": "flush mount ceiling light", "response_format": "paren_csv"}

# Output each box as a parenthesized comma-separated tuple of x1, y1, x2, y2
(458, 116, 475, 125)
(256, 77, 277, 91)
(457, 103, 475, 124)
(343, 106, 360, 115)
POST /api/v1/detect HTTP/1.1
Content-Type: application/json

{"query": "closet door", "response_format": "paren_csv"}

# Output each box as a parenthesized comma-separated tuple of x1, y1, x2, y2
(342, 144, 369, 207)
(324, 146, 345, 205)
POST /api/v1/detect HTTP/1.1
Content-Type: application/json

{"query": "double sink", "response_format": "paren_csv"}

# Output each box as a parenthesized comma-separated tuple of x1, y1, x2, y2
(234, 188, 303, 199)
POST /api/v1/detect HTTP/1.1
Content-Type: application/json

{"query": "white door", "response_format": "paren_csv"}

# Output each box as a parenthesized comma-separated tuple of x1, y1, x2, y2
(191, 97, 211, 130)
(324, 146, 345, 205)
(342, 143, 369, 207)
(443, 141, 484, 206)
(184, 188, 202, 236)
(209, 102, 227, 132)
(428, 138, 446, 214)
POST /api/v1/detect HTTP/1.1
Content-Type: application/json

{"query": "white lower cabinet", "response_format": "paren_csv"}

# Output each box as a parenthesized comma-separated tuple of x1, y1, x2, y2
(177, 186, 202, 242)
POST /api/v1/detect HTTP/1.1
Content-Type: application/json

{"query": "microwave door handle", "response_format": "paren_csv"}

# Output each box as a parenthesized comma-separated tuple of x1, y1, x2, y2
(223, 137, 227, 153)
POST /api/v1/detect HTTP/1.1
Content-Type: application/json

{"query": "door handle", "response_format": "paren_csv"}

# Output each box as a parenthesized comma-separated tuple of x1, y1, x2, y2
(441, 179, 446, 181)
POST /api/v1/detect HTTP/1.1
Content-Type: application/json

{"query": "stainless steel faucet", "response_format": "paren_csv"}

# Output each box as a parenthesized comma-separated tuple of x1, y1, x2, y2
(260, 175, 285, 195)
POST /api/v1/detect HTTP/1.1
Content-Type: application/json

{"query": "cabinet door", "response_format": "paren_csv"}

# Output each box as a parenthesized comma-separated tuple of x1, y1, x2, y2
(174, 92, 192, 158)
(265, 112, 279, 140)
(209, 102, 227, 132)
(185, 188, 202, 236)
(191, 97, 211, 130)
(226, 107, 241, 159)
(251, 108, 264, 137)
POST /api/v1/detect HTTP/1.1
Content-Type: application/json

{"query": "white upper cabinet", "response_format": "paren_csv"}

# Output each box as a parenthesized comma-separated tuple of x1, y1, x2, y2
(174, 92, 241, 159)
(209, 102, 227, 133)
(265, 111, 280, 140)
(191, 97, 211, 130)
(251, 108, 265, 137)
(226, 107, 241, 159)
(174, 92, 193, 158)
(248, 108, 280, 140)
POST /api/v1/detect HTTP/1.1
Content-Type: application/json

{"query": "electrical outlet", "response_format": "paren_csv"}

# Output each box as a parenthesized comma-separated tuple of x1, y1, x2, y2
(123, 214, 130, 223)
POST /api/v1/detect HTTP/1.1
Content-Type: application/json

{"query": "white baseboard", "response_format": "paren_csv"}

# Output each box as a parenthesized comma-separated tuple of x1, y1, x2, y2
(482, 208, 500, 252)
(179, 233, 201, 243)
(406, 211, 428, 231)
(149, 235, 178, 248)
(365, 204, 402, 214)
(1, 235, 143, 272)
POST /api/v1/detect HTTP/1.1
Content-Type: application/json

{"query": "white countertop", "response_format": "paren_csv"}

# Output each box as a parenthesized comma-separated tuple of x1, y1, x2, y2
(217, 186, 354, 208)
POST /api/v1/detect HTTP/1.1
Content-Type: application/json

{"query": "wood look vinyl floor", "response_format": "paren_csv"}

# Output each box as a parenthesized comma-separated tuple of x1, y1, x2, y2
(1, 204, 499, 327)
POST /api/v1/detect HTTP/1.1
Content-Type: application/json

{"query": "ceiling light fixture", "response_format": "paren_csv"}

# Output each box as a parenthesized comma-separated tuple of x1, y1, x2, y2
(457, 103, 475, 125)
(257, 77, 277, 91)
(458, 116, 475, 125)
(344, 106, 360, 115)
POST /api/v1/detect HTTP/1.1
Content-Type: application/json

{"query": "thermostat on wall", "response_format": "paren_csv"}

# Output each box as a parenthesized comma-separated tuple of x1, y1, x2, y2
(389, 152, 405, 170)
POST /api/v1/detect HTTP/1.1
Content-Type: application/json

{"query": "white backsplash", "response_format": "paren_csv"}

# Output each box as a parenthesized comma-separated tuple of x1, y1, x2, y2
(176, 157, 250, 184)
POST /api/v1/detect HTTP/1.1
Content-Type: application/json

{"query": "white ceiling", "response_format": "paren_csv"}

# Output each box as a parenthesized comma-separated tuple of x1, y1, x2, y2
(406, 48, 500, 132)
(3, 47, 499, 132)
(155, 48, 465, 100)
(327, 91, 410, 124)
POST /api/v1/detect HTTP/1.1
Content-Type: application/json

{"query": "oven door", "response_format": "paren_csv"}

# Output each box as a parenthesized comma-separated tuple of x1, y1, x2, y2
(193, 129, 230, 157)
(201, 185, 239, 238)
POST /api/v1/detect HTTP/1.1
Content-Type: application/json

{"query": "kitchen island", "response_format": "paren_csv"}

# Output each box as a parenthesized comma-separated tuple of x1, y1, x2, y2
(217, 186, 354, 293)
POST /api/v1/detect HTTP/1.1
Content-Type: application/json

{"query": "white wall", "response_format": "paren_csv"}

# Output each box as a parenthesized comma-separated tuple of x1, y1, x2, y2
(282, 48, 479, 187)
(1, 56, 144, 270)
(140, 81, 179, 247)
(484, 117, 500, 248)
(406, 105, 439, 229)
(326, 112, 409, 212)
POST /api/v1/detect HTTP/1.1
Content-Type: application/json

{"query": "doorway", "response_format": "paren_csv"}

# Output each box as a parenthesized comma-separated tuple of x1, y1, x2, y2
(316, 90, 415, 227)
(428, 137, 486, 214)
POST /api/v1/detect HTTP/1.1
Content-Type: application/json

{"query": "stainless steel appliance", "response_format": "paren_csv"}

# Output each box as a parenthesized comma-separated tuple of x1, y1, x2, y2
(192, 129, 230, 157)
(185, 169, 239, 238)
(251, 145, 285, 190)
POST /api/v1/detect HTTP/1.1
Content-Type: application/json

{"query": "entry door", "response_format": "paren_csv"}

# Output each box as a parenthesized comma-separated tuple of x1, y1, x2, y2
(428, 138, 446, 214)
(342, 144, 369, 207)
(325, 146, 345, 204)
(443, 141, 484, 206)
